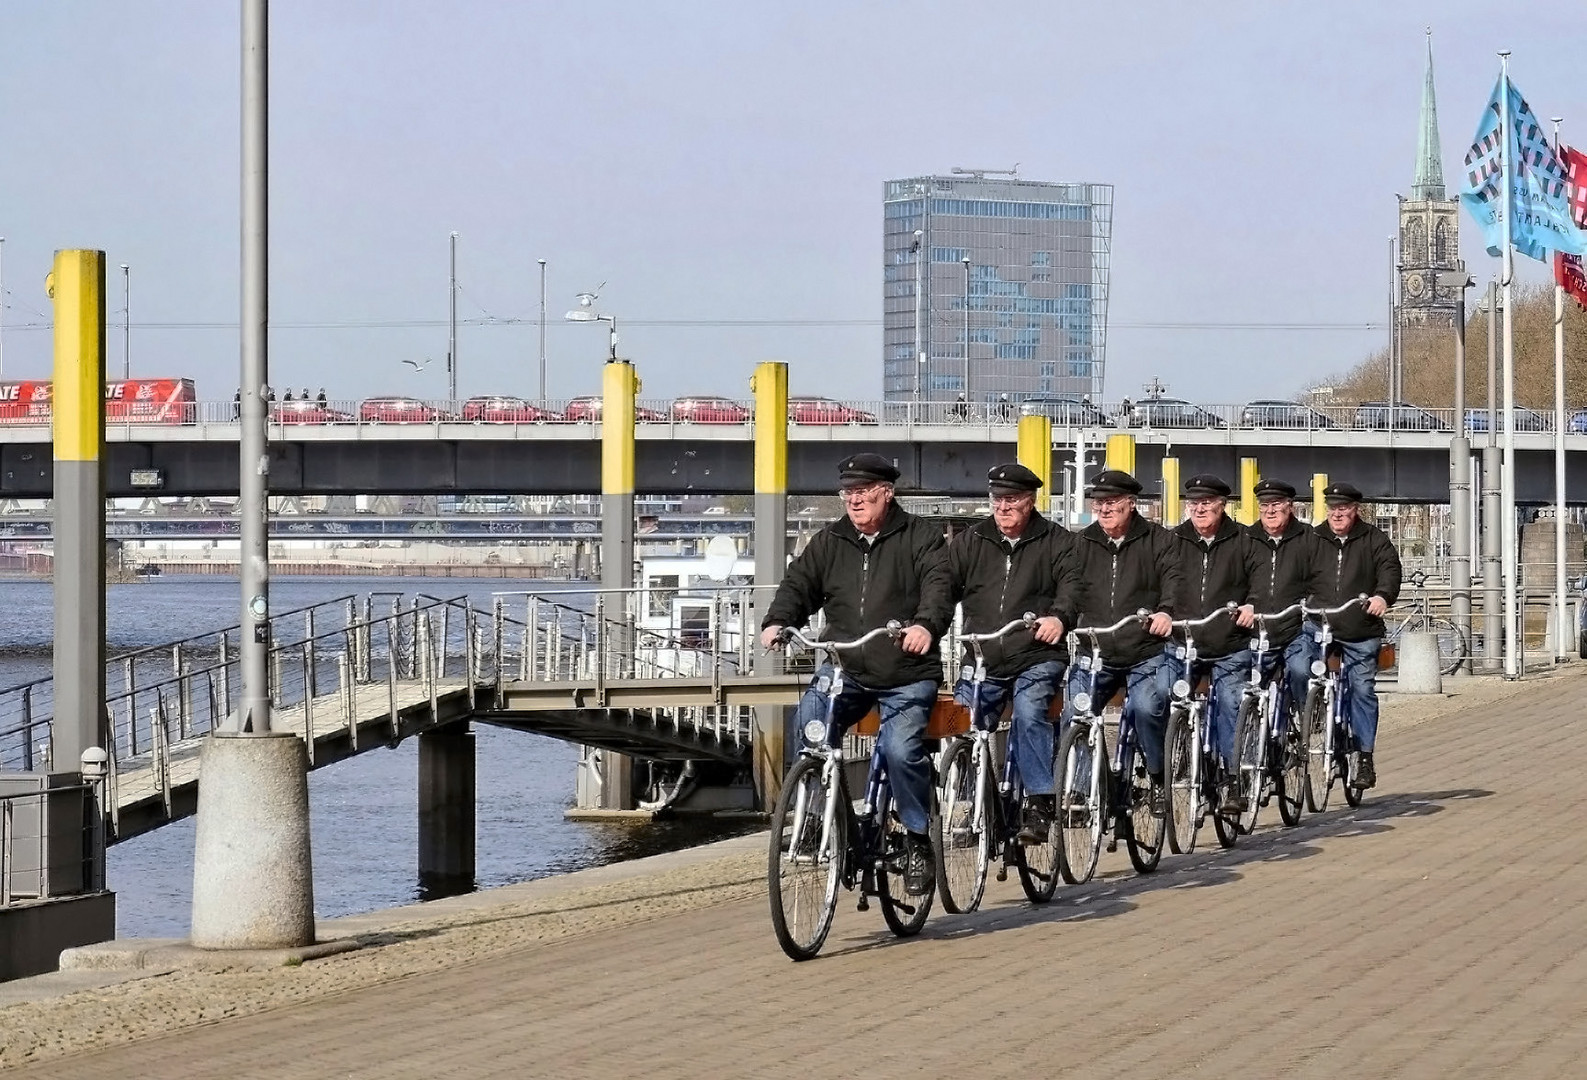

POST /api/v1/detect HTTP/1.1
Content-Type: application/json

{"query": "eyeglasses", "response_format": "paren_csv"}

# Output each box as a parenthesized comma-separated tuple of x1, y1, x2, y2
(1091, 497, 1131, 512)
(991, 494, 1032, 508)
(838, 483, 887, 502)
(1185, 498, 1223, 510)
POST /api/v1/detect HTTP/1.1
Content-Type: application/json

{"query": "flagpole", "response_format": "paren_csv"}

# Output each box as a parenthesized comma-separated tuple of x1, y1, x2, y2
(1499, 51, 1519, 679)
(1552, 117, 1569, 661)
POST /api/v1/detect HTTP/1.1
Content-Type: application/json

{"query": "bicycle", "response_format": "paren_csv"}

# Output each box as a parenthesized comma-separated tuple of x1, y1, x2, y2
(1231, 602, 1309, 835)
(1162, 604, 1243, 853)
(935, 613, 1061, 913)
(1299, 596, 1370, 813)
(1384, 569, 1467, 675)
(766, 622, 940, 961)
(1054, 611, 1166, 885)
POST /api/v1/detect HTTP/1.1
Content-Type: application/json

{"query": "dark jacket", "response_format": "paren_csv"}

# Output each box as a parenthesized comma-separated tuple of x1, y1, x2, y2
(762, 502, 951, 689)
(1072, 512, 1184, 668)
(1244, 516, 1321, 648)
(944, 512, 1082, 678)
(1310, 517, 1403, 642)
(1172, 515, 1261, 659)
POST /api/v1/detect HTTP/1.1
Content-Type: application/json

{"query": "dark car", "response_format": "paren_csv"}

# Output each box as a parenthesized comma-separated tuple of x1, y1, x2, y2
(671, 396, 750, 424)
(359, 396, 445, 423)
(461, 395, 559, 423)
(1465, 406, 1549, 433)
(1129, 396, 1227, 429)
(1240, 400, 1338, 429)
(1020, 394, 1109, 426)
(1352, 401, 1450, 431)
(788, 397, 877, 425)
(562, 396, 665, 422)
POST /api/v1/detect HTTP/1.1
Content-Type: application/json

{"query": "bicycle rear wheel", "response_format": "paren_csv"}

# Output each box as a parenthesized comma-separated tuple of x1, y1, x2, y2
(1233, 695, 1266, 836)
(934, 737, 991, 914)
(878, 792, 936, 937)
(767, 755, 844, 961)
(1124, 752, 1165, 874)
(1277, 698, 1307, 827)
(1341, 726, 1364, 809)
(1303, 686, 1332, 813)
(1430, 617, 1468, 676)
(1056, 720, 1105, 885)
(1164, 705, 1199, 855)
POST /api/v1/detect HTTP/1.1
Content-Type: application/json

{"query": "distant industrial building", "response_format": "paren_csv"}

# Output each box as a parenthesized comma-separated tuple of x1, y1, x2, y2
(882, 172, 1113, 403)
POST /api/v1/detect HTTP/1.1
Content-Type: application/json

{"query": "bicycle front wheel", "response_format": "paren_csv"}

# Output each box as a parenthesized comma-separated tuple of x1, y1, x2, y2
(1056, 721, 1105, 885)
(1277, 697, 1307, 827)
(1303, 686, 1332, 813)
(934, 737, 991, 914)
(1233, 694, 1266, 837)
(1015, 737, 1062, 903)
(878, 794, 936, 937)
(1164, 705, 1199, 855)
(1124, 753, 1165, 874)
(767, 755, 844, 961)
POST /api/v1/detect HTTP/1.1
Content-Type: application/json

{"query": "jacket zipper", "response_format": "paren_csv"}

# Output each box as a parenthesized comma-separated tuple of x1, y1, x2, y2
(859, 548, 870, 623)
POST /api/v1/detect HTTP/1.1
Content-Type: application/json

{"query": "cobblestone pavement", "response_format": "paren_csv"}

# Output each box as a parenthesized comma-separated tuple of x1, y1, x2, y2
(6, 672, 1586, 1079)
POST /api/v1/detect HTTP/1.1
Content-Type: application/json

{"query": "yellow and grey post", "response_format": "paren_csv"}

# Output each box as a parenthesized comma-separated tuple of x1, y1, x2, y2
(1160, 457, 1181, 524)
(1312, 474, 1328, 524)
(190, 0, 316, 950)
(1104, 433, 1135, 476)
(1017, 414, 1052, 514)
(1235, 458, 1259, 526)
(752, 362, 788, 805)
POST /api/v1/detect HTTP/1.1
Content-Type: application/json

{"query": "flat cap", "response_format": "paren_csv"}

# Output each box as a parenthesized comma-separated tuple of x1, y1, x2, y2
(987, 462, 1043, 495)
(1254, 478, 1298, 502)
(1323, 481, 1364, 506)
(1087, 468, 1143, 498)
(1183, 473, 1232, 498)
(837, 452, 900, 488)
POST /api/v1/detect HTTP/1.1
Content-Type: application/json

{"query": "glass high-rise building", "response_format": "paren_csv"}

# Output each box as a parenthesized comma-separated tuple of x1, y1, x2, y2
(883, 174, 1113, 403)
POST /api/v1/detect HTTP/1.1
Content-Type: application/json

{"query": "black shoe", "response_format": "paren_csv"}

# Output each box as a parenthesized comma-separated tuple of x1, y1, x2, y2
(1148, 773, 1167, 815)
(1017, 795, 1055, 845)
(1219, 780, 1247, 815)
(903, 831, 935, 896)
(1355, 752, 1376, 790)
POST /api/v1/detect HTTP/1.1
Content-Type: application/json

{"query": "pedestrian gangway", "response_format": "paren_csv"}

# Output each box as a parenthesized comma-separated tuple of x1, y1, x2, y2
(0, 588, 809, 843)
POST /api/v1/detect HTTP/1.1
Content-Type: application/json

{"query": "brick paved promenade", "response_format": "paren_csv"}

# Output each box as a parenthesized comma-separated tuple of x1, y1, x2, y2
(6, 672, 1587, 1078)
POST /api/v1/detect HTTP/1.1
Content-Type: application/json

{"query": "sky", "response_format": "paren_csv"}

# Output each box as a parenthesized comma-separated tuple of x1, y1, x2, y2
(1, 0, 1584, 406)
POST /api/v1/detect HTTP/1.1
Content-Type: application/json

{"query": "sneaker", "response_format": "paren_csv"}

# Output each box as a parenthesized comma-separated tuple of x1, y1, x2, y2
(1148, 773, 1167, 815)
(903, 831, 935, 896)
(1017, 795, 1055, 845)
(1355, 752, 1377, 790)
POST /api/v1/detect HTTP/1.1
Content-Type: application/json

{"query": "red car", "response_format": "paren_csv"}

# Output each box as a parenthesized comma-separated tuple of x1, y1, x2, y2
(562, 396, 665, 422)
(671, 396, 750, 424)
(273, 399, 352, 424)
(789, 396, 877, 425)
(359, 396, 445, 423)
(461, 396, 559, 423)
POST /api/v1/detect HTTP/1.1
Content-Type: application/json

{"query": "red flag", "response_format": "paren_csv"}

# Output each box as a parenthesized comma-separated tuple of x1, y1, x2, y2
(1556, 146, 1587, 309)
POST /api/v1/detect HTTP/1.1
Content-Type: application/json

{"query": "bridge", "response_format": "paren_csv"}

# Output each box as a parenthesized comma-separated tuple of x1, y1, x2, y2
(0, 400, 1582, 502)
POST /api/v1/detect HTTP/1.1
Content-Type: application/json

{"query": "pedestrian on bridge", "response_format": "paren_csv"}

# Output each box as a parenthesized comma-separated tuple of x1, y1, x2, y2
(761, 452, 951, 898)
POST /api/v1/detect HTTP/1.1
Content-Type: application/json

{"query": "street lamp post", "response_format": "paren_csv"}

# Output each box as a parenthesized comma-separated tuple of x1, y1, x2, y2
(565, 294, 617, 363)
(961, 256, 971, 399)
(538, 258, 548, 401)
(912, 230, 924, 408)
(447, 231, 458, 403)
(1437, 268, 1475, 670)
(120, 263, 131, 380)
(0, 236, 6, 378)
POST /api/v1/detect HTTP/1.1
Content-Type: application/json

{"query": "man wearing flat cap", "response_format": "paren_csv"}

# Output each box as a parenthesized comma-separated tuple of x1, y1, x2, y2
(943, 463, 1084, 844)
(762, 452, 952, 895)
(1171, 474, 1261, 813)
(1310, 482, 1401, 790)
(1245, 479, 1323, 741)
(1066, 468, 1183, 806)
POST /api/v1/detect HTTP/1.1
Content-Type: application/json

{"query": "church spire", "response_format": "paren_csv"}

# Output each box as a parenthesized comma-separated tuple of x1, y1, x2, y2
(1411, 28, 1446, 201)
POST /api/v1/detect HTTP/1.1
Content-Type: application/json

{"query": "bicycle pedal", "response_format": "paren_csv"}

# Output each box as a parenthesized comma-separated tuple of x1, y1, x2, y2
(856, 896, 869, 912)
(995, 867, 1008, 882)
(1106, 838, 1119, 853)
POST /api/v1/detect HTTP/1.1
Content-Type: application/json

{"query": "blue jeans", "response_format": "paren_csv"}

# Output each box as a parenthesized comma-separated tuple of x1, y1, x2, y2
(793, 664, 939, 834)
(1335, 638, 1381, 752)
(953, 659, 1067, 796)
(1183, 650, 1254, 770)
(1258, 635, 1317, 723)
(1062, 649, 1176, 775)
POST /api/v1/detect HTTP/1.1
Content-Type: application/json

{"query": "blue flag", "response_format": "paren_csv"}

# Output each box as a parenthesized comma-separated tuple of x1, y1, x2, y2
(1460, 75, 1587, 261)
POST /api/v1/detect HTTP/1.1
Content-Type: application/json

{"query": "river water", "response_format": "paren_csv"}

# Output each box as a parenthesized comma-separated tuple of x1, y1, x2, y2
(0, 575, 756, 938)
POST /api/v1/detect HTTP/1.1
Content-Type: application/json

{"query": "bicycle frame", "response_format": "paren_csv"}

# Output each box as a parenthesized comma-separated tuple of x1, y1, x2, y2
(1300, 597, 1368, 808)
(1066, 612, 1150, 831)
(957, 615, 1036, 855)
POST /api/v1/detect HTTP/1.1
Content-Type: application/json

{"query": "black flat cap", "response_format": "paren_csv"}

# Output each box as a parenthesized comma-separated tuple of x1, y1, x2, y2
(987, 462, 1042, 495)
(1254, 478, 1298, 502)
(837, 452, 900, 488)
(1087, 468, 1142, 497)
(1183, 473, 1231, 498)
(1323, 481, 1364, 506)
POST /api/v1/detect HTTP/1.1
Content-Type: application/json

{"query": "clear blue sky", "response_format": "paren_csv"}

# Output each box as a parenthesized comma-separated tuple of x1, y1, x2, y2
(1, 1, 1582, 404)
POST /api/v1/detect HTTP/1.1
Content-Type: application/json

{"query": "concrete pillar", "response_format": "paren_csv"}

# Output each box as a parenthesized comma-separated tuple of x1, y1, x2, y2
(190, 733, 314, 949)
(751, 362, 788, 807)
(1105, 433, 1135, 476)
(418, 722, 475, 896)
(1396, 632, 1443, 694)
(1016, 414, 1053, 514)
(1160, 456, 1181, 525)
(1234, 457, 1260, 525)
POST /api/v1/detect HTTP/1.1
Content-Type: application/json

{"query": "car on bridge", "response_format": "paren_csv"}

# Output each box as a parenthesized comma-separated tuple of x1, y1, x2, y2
(1240, 400, 1339, 429)
(562, 396, 666, 422)
(1352, 401, 1450, 431)
(1128, 396, 1227, 429)
(1019, 394, 1109, 426)
(359, 396, 449, 423)
(1465, 406, 1549, 433)
(788, 397, 877, 425)
(671, 396, 750, 424)
(461, 396, 560, 423)
(273, 399, 353, 424)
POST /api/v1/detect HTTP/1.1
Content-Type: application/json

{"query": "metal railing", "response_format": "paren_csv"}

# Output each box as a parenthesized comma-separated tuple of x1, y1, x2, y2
(0, 782, 105, 907)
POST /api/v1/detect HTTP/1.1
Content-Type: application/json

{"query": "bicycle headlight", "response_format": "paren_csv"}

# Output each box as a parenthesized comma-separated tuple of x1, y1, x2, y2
(802, 719, 828, 744)
(1311, 660, 1326, 677)
(1070, 692, 1092, 715)
(1172, 679, 1191, 699)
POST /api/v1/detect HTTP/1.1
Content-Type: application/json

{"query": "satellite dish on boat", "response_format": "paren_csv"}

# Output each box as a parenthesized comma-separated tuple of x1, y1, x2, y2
(702, 535, 739, 580)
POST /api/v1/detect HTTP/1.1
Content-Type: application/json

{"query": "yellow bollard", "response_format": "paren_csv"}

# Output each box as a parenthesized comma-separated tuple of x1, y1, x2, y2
(1105, 433, 1136, 476)
(1161, 456, 1181, 525)
(1017, 414, 1053, 513)
(750, 361, 789, 807)
(1312, 473, 1328, 523)
(1235, 458, 1259, 525)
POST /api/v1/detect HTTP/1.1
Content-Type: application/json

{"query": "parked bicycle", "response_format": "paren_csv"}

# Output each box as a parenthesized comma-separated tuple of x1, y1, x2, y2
(1054, 611, 1166, 885)
(1163, 604, 1244, 853)
(766, 622, 940, 961)
(1232, 602, 1309, 835)
(1384, 569, 1467, 675)
(935, 613, 1061, 913)
(1299, 596, 1371, 812)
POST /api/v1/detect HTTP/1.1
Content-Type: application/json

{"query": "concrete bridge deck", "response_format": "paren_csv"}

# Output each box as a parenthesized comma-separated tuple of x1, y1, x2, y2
(3, 668, 1583, 1078)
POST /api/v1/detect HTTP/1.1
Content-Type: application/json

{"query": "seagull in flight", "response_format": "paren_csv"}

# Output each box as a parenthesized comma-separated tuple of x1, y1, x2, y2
(401, 358, 434, 372)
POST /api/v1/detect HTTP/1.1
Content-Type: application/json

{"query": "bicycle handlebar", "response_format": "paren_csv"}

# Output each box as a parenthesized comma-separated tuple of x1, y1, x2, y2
(1301, 595, 1369, 618)
(1171, 602, 1239, 631)
(779, 620, 903, 653)
(1070, 609, 1150, 642)
(1254, 602, 1306, 625)
(961, 612, 1037, 644)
